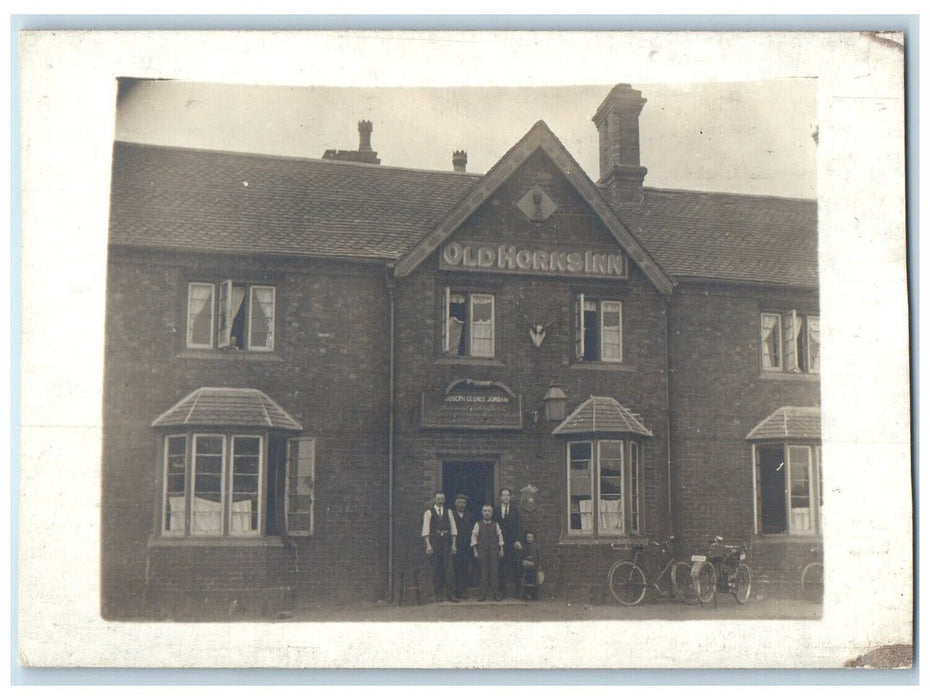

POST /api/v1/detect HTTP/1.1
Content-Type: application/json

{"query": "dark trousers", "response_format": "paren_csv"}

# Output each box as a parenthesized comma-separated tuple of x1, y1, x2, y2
(498, 544, 520, 596)
(476, 549, 499, 599)
(453, 545, 471, 597)
(429, 533, 455, 601)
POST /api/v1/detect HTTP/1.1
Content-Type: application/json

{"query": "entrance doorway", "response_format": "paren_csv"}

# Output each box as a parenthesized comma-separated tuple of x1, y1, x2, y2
(442, 460, 495, 514)
(442, 460, 495, 589)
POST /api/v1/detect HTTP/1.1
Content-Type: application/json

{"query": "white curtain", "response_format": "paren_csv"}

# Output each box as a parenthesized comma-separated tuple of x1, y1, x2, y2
(191, 496, 223, 534)
(761, 314, 780, 369)
(230, 498, 254, 533)
(807, 317, 821, 372)
(579, 499, 594, 532)
(167, 496, 186, 532)
(599, 498, 622, 530)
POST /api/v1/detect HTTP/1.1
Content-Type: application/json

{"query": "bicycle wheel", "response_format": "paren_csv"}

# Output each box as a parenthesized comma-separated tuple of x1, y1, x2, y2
(608, 561, 647, 606)
(733, 562, 752, 603)
(694, 562, 717, 604)
(672, 561, 698, 604)
(801, 562, 824, 603)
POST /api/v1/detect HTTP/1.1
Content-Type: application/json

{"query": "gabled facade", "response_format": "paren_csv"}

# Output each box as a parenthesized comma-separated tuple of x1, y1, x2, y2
(102, 84, 819, 619)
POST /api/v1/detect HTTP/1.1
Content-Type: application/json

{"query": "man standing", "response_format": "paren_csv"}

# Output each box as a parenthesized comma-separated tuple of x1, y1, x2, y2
(495, 487, 523, 599)
(471, 505, 504, 601)
(450, 494, 474, 599)
(421, 491, 458, 603)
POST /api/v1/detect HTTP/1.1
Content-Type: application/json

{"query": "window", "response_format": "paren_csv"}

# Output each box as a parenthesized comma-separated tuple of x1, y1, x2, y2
(755, 443, 822, 535)
(285, 438, 315, 536)
(442, 288, 495, 358)
(163, 433, 263, 537)
(574, 294, 622, 362)
(186, 281, 276, 351)
(567, 439, 641, 537)
(761, 311, 819, 374)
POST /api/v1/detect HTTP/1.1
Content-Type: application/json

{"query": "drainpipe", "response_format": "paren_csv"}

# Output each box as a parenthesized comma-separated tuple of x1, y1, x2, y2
(663, 299, 674, 535)
(385, 268, 397, 602)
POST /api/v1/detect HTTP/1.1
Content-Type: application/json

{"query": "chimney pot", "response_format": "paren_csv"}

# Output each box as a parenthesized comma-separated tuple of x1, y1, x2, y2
(358, 120, 373, 152)
(452, 150, 468, 173)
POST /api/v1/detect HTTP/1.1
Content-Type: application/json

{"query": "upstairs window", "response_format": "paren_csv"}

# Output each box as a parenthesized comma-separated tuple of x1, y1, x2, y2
(761, 311, 819, 374)
(186, 281, 276, 351)
(574, 294, 622, 362)
(442, 288, 495, 358)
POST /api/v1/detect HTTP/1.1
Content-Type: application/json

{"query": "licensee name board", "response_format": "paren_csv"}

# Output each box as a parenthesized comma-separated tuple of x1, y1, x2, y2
(439, 241, 627, 279)
(420, 380, 523, 430)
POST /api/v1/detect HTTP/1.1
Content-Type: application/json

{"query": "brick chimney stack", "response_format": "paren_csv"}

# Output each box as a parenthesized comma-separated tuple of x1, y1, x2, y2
(358, 120, 373, 152)
(592, 84, 648, 204)
(452, 150, 467, 173)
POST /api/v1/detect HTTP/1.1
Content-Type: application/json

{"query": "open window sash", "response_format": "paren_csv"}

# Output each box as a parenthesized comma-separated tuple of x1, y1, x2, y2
(784, 309, 800, 372)
(574, 293, 585, 361)
(217, 280, 234, 349)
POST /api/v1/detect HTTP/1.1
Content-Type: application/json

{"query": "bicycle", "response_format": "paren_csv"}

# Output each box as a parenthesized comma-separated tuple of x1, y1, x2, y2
(607, 537, 698, 606)
(690, 536, 752, 606)
(800, 547, 824, 603)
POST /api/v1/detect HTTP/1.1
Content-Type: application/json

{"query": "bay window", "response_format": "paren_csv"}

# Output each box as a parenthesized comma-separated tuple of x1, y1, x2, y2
(755, 442, 822, 535)
(567, 439, 641, 537)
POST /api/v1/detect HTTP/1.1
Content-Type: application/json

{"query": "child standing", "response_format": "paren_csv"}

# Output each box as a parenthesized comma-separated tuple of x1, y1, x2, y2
(520, 531, 542, 600)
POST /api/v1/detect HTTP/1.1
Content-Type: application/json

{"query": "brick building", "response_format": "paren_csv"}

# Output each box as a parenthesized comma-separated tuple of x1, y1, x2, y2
(102, 84, 819, 619)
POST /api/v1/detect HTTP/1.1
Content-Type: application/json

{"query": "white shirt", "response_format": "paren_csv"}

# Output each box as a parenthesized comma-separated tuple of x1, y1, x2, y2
(421, 506, 458, 538)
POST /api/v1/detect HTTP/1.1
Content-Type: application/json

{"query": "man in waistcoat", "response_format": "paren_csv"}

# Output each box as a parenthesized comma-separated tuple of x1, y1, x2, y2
(421, 491, 459, 603)
(471, 504, 504, 601)
(450, 494, 474, 599)
(494, 487, 524, 599)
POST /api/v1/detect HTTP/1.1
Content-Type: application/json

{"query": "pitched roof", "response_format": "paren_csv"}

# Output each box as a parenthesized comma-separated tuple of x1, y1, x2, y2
(616, 188, 818, 288)
(151, 387, 302, 431)
(745, 406, 821, 441)
(108, 141, 479, 261)
(393, 121, 674, 295)
(108, 140, 817, 288)
(552, 396, 653, 437)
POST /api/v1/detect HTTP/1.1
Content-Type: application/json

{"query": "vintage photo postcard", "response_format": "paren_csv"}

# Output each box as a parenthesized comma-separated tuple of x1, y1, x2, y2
(17, 30, 910, 669)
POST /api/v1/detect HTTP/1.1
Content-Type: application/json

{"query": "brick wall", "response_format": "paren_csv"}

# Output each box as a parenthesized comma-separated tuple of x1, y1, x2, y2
(391, 153, 672, 599)
(666, 283, 821, 561)
(102, 249, 391, 618)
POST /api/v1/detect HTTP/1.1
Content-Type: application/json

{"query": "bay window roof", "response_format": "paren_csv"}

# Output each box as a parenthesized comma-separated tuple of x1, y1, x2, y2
(745, 406, 820, 441)
(552, 396, 652, 437)
(151, 387, 302, 431)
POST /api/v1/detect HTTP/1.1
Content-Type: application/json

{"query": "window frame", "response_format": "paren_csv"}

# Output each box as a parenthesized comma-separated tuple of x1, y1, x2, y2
(761, 310, 819, 375)
(565, 438, 641, 538)
(161, 432, 266, 538)
(574, 294, 624, 363)
(185, 280, 276, 352)
(441, 287, 496, 359)
(285, 437, 316, 536)
(752, 440, 822, 537)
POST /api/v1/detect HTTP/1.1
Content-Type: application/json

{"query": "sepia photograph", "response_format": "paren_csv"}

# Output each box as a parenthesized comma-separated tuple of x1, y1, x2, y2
(17, 29, 910, 669)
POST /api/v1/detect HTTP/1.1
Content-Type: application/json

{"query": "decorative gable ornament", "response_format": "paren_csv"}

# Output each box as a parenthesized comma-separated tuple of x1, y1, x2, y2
(517, 185, 557, 222)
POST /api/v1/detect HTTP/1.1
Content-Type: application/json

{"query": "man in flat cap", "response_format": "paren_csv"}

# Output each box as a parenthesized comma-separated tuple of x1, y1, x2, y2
(450, 494, 474, 599)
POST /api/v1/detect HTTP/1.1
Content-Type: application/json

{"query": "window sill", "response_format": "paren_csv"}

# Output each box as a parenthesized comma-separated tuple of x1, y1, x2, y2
(569, 362, 634, 372)
(759, 371, 819, 381)
(752, 533, 822, 543)
(148, 535, 288, 548)
(435, 356, 506, 368)
(558, 534, 647, 546)
(177, 350, 283, 362)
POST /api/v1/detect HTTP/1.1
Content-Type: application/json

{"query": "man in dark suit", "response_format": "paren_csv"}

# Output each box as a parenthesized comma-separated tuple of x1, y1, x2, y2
(450, 494, 474, 599)
(494, 487, 524, 599)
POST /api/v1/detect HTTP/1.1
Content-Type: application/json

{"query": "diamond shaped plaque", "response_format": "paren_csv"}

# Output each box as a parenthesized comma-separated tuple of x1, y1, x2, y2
(516, 185, 557, 222)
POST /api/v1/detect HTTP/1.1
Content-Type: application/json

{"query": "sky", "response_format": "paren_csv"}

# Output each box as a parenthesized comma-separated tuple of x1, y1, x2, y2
(115, 79, 818, 199)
